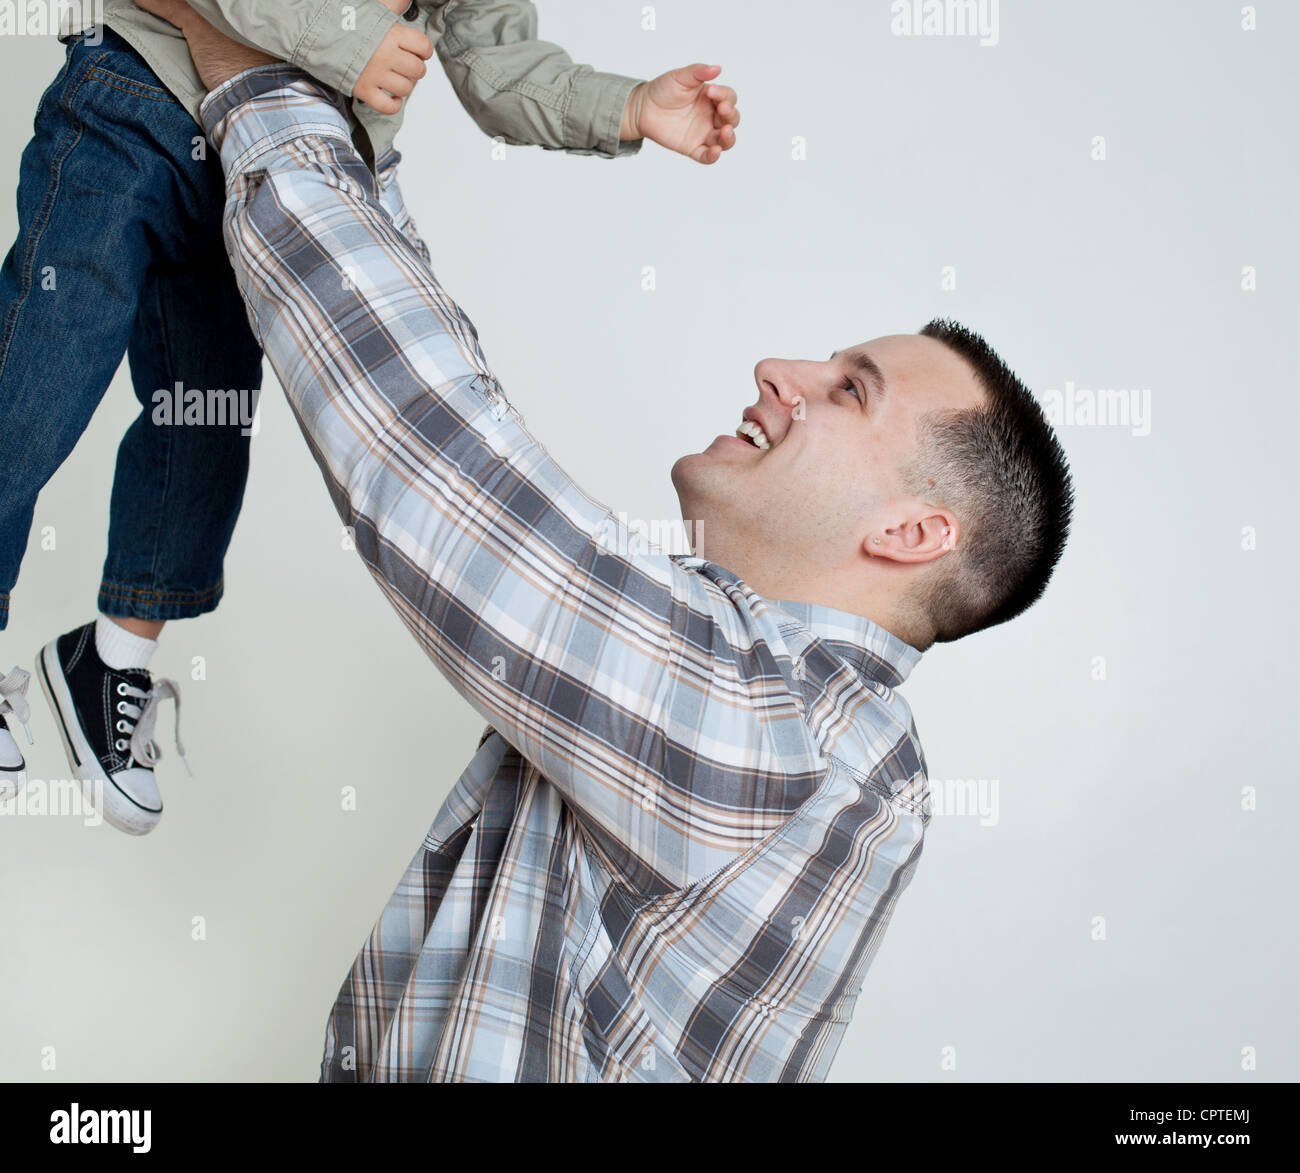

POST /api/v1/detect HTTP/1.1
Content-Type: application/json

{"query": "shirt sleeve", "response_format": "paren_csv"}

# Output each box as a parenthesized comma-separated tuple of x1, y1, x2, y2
(202, 69, 815, 897)
(182, 0, 399, 98)
(431, 0, 645, 158)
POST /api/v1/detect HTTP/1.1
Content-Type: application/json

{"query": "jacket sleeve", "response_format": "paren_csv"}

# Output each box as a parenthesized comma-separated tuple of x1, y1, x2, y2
(182, 0, 400, 98)
(431, 0, 645, 158)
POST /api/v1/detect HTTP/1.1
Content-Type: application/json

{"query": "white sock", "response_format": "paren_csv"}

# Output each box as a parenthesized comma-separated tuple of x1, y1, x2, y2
(95, 617, 158, 672)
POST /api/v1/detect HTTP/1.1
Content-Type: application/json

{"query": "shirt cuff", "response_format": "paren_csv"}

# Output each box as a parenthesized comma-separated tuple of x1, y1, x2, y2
(564, 70, 645, 159)
(200, 66, 354, 179)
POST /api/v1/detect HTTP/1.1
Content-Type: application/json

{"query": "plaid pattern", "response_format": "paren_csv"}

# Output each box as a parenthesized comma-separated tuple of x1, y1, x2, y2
(202, 67, 932, 1083)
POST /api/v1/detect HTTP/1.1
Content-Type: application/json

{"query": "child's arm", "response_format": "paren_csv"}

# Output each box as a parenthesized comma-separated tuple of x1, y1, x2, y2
(176, 0, 430, 115)
(433, 0, 740, 164)
(150, 1, 739, 163)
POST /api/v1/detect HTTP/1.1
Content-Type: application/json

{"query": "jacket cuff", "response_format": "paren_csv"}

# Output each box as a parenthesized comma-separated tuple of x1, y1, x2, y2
(564, 70, 645, 159)
(296, 0, 400, 97)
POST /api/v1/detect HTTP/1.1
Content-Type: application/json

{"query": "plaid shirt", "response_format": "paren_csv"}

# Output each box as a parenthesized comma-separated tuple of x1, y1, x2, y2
(202, 67, 932, 1083)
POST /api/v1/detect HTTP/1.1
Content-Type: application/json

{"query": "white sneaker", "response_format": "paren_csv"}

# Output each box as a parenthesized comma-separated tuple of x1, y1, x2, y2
(0, 666, 34, 799)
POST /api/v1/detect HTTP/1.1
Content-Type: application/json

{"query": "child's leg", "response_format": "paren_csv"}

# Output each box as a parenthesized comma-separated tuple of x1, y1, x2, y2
(0, 31, 163, 630)
(0, 28, 237, 631)
(99, 224, 263, 627)
(0, 28, 259, 825)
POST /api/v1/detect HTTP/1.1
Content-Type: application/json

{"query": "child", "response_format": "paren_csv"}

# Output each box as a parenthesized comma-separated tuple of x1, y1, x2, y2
(0, 0, 739, 833)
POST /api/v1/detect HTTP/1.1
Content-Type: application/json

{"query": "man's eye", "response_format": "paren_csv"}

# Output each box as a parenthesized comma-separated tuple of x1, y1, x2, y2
(841, 379, 861, 399)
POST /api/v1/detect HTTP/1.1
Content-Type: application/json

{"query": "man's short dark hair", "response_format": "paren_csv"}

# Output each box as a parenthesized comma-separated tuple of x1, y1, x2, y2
(903, 318, 1074, 645)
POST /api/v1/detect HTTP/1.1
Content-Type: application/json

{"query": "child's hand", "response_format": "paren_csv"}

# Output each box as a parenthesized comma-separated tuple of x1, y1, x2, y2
(621, 64, 740, 165)
(355, 23, 434, 115)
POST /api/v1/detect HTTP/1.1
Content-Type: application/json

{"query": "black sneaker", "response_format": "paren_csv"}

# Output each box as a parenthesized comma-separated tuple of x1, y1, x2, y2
(37, 623, 187, 835)
(0, 665, 33, 798)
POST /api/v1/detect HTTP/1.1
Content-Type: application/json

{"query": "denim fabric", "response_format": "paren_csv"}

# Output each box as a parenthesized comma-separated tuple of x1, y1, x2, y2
(0, 26, 263, 629)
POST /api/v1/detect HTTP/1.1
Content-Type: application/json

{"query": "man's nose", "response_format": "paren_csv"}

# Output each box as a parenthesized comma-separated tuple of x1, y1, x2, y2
(753, 358, 805, 409)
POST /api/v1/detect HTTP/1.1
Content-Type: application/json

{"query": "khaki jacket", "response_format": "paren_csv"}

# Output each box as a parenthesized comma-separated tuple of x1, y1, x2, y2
(67, 1, 644, 168)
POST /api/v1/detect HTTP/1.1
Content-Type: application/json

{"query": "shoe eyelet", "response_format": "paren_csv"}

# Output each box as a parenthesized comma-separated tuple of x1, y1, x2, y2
(116, 702, 127, 714)
(116, 720, 130, 733)
(115, 740, 127, 752)
(117, 682, 129, 696)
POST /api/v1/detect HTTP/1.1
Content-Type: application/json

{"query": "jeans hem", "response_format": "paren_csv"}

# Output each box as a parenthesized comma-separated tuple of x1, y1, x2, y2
(97, 579, 224, 622)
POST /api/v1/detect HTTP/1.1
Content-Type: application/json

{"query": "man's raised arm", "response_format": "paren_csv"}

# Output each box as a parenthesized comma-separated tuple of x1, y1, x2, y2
(188, 62, 817, 899)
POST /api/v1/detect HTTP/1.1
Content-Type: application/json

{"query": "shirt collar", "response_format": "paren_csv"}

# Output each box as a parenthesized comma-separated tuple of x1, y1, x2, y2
(765, 597, 923, 688)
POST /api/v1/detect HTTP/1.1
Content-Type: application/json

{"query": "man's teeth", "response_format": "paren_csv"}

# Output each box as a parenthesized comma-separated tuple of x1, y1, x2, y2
(735, 420, 771, 450)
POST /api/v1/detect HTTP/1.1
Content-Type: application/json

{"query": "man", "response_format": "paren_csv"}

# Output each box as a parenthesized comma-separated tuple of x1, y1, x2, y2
(0, 0, 738, 832)
(137, 0, 1073, 1082)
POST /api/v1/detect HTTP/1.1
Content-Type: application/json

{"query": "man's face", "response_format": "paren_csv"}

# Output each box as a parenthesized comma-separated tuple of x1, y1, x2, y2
(671, 333, 986, 588)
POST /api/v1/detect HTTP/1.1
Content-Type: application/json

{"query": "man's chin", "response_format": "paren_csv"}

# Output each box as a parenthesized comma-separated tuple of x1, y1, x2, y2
(670, 449, 726, 508)
(670, 450, 699, 488)
(672, 439, 755, 489)
(670, 461, 734, 557)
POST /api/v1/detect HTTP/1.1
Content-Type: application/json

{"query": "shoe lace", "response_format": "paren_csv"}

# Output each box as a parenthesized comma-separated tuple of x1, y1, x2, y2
(0, 666, 33, 744)
(118, 677, 191, 776)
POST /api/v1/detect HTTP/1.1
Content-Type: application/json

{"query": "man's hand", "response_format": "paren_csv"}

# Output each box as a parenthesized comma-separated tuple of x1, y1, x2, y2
(355, 21, 434, 115)
(621, 64, 740, 165)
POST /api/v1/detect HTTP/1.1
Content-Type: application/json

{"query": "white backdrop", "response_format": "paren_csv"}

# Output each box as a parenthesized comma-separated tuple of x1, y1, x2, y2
(0, 0, 1295, 1081)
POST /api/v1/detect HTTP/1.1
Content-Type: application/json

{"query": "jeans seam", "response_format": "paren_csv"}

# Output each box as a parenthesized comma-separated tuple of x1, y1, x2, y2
(98, 581, 224, 604)
(139, 279, 177, 595)
(87, 68, 178, 104)
(0, 51, 100, 384)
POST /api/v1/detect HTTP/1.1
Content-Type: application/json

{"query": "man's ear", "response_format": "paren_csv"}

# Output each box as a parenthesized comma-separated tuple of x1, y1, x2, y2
(864, 508, 959, 564)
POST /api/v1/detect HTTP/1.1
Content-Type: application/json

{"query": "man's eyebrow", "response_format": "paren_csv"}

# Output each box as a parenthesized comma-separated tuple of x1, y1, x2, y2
(830, 348, 887, 397)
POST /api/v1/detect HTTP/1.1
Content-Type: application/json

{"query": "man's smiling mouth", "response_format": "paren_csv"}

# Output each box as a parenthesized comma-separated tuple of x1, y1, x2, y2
(734, 418, 771, 450)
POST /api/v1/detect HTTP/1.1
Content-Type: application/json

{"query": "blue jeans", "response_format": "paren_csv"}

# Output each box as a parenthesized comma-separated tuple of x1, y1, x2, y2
(0, 26, 262, 631)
